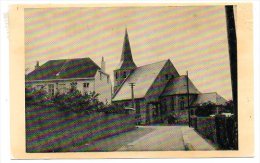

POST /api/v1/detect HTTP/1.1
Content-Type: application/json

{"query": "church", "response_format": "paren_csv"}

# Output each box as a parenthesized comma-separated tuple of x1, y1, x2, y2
(112, 29, 226, 125)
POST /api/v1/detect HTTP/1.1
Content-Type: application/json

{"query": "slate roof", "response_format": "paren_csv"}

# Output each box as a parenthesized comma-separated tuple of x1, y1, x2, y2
(26, 58, 101, 81)
(192, 92, 227, 106)
(161, 75, 200, 96)
(112, 60, 168, 101)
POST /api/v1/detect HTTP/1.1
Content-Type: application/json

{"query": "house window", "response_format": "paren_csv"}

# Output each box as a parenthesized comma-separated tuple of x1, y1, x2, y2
(48, 84, 55, 96)
(115, 72, 118, 79)
(70, 82, 77, 90)
(83, 83, 89, 88)
(58, 84, 66, 94)
(165, 74, 169, 80)
(107, 76, 109, 83)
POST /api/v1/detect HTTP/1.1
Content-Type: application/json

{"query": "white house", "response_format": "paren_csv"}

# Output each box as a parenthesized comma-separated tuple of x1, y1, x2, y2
(26, 57, 112, 104)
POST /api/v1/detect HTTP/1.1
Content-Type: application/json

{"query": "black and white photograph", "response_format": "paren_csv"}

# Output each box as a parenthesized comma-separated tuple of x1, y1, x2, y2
(23, 5, 239, 153)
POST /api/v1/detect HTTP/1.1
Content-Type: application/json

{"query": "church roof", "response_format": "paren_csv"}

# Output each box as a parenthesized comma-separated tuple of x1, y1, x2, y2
(116, 29, 137, 70)
(161, 75, 200, 96)
(192, 92, 227, 106)
(112, 60, 168, 101)
(26, 57, 101, 81)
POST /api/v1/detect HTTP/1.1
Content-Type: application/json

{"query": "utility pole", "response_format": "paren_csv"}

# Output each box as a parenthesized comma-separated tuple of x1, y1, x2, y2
(129, 82, 137, 124)
(129, 83, 136, 109)
(186, 71, 191, 127)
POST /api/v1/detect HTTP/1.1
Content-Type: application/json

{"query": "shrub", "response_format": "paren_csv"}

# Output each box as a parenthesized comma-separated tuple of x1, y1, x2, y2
(195, 102, 216, 117)
(52, 88, 104, 114)
(100, 103, 125, 114)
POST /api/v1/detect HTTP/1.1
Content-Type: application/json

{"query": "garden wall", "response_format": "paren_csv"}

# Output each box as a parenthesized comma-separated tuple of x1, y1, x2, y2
(191, 115, 238, 150)
(26, 104, 136, 152)
(196, 117, 217, 143)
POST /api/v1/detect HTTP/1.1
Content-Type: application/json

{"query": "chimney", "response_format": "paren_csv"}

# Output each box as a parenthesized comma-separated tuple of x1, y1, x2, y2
(35, 61, 40, 70)
(101, 56, 106, 72)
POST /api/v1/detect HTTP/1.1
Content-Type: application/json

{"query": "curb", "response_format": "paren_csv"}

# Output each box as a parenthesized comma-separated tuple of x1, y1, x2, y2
(181, 129, 195, 151)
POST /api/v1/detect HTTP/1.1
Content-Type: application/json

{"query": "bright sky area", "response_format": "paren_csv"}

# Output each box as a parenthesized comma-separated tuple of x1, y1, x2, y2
(25, 6, 234, 100)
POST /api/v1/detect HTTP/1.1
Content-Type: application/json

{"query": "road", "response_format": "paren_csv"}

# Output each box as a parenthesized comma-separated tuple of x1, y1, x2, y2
(118, 126, 185, 151)
(72, 126, 187, 152)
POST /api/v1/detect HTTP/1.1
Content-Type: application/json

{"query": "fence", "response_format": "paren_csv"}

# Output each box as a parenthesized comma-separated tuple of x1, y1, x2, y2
(26, 104, 136, 152)
(191, 115, 238, 150)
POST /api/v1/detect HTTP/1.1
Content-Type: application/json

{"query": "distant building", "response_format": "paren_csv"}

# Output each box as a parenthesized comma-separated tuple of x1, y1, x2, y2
(112, 29, 227, 125)
(26, 57, 112, 104)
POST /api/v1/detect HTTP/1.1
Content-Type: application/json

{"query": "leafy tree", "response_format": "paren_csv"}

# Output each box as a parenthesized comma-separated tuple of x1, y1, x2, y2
(25, 85, 50, 106)
(223, 100, 235, 113)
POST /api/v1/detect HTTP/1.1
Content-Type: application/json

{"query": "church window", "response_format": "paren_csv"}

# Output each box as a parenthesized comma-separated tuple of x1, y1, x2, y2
(180, 101, 185, 110)
(179, 97, 185, 110)
(123, 72, 127, 78)
(180, 100, 184, 110)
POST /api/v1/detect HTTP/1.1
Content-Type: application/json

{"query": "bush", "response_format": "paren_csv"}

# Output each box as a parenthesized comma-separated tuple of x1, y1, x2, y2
(195, 102, 216, 117)
(100, 103, 126, 114)
(52, 88, 104, 114)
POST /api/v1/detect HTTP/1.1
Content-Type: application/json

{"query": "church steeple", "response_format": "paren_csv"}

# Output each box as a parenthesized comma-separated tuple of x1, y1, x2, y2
(113, 28, 137, 93)
(117, 28, 137, 69)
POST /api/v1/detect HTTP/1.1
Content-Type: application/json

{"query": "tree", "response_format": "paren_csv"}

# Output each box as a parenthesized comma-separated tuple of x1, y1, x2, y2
(25, 84, 50, 106)
(223, 100, 235, 113)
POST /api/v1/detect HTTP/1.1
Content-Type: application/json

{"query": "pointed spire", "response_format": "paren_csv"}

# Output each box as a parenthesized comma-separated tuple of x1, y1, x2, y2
(117, 28, 137, 69)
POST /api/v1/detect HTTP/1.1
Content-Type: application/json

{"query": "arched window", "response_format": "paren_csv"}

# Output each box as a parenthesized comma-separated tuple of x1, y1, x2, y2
(179, 97, 185, 110)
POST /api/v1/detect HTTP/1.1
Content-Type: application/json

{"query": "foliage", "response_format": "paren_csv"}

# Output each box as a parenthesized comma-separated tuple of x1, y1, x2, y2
(223, 100, 235, 113)
(25, 84, 128, 115)
(195, 102, 217, 117)
(100, 103, 126, 114)
(25, 85, 50, 106)
(52, 87, 104, 114)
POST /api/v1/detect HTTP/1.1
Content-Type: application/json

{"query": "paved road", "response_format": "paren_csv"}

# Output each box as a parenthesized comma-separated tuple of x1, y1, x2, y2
(72, 126, 155, 152)
(118, 126, 185, 151)
(71, 125, 214, 152)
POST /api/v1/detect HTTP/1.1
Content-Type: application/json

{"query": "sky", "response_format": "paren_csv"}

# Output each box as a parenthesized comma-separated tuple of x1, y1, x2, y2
(25, 6, 234, 100)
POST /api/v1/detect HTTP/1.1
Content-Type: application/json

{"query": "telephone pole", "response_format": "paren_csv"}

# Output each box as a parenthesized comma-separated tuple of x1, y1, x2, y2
(129, 83, 136, 109)
(186, 71, 191, 127)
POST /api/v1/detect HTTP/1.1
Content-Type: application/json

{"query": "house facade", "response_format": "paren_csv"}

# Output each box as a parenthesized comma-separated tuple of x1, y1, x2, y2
(112, 29, 227, 125)
(26, 57, 112, 104)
